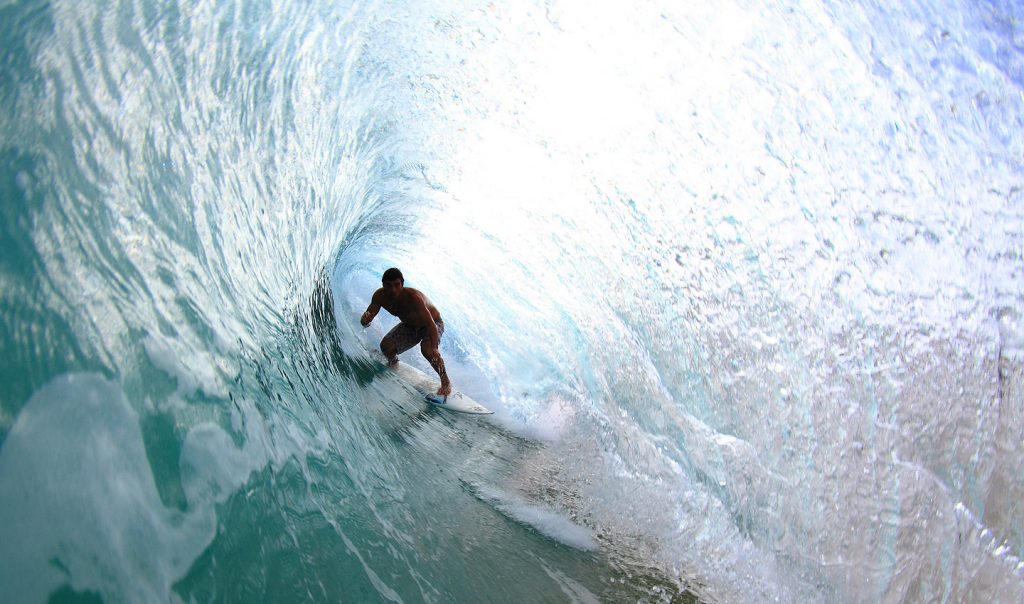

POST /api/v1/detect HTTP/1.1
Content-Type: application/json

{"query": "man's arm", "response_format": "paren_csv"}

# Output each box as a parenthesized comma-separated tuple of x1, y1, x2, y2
(361, 290, 382, 326)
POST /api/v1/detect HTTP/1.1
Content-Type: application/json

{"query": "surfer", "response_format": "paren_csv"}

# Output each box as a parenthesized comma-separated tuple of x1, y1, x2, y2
(361, 268, 451, 397)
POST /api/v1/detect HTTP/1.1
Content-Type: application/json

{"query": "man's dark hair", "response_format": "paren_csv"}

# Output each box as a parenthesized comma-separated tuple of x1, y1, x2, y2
(382, 267, 404, 283)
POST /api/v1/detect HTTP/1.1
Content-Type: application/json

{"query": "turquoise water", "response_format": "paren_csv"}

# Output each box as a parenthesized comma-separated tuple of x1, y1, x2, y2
(2, 0, 1023, 602)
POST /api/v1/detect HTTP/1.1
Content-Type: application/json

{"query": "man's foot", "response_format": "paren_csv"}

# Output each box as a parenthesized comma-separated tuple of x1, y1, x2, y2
(437, 383, 452, 396)
(387, 358, 399, 367)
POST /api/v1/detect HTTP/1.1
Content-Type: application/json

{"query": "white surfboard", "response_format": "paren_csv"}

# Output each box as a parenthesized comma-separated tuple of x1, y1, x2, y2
(387, 362, 494, 415)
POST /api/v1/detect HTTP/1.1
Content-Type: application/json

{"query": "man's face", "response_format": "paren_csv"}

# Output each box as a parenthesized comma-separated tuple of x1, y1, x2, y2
(382, 278, 403, 296)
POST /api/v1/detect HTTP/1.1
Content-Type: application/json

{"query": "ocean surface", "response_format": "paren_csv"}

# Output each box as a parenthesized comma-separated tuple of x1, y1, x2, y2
(2, 0, 1023, 602)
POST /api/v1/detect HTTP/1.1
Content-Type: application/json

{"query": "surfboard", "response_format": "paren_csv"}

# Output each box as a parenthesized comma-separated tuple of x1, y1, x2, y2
(387, 361, 494, 415)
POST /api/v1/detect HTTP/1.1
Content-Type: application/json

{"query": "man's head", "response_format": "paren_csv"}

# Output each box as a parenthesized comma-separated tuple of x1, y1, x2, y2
(381, 267, 404, 294)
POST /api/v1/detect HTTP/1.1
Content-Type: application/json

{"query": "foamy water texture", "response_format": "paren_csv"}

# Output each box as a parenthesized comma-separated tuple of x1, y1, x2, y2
(0, 374, 266, 602)
(471, 483, 598, 552)
(1, 0, 1023, 602)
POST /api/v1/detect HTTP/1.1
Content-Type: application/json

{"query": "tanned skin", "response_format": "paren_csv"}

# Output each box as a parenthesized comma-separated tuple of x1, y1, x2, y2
(361, 277, 451, 396)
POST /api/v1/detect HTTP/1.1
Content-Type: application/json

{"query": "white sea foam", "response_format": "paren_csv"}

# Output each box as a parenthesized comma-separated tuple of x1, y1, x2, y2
(0, 373, 269, 603)
(144, 334, 228, 399)
(473, 484, 598, 552)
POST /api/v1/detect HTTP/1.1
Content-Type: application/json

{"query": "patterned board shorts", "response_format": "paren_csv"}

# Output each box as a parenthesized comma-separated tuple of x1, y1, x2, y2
(382, 319, 444, 355)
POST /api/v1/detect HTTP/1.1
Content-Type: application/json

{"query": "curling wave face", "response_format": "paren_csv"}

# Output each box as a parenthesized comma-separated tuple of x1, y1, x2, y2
(2, 0, 1024, 602)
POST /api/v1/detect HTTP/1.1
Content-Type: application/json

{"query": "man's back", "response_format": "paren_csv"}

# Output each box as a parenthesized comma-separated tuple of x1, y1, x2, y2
(376, 287, 440, 326)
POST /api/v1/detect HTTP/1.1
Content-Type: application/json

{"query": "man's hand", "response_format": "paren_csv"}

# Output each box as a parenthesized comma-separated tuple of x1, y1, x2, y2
(361, 297, 381, 327)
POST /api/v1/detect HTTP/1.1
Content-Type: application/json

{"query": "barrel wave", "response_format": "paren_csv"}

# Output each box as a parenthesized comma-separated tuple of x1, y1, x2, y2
(1, 0, 1023, 602)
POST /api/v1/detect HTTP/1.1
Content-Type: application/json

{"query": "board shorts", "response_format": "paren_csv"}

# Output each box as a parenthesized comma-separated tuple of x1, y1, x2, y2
(382, 318, 444, 355)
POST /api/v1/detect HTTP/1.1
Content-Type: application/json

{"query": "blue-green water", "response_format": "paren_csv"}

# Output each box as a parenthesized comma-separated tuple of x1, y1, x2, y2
(2, 0, 1023, 602)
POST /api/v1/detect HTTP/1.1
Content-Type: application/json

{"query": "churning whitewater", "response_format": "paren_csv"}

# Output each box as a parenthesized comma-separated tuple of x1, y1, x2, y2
(1, 0, 1023, 602)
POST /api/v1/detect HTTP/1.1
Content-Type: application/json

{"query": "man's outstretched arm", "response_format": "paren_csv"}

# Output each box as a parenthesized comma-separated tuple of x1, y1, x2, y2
(361, 292, 382, 326)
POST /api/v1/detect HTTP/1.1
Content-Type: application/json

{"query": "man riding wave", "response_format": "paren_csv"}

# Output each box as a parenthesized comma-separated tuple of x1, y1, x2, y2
(360, 268, 451, 397)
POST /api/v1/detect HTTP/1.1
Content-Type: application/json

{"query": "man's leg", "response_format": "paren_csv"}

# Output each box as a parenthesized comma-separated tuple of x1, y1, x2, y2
(421, 341, 451, 396)
(380, 338, 399, 365)
(419, 320, 450, 396)
(380, 323, 419, 365)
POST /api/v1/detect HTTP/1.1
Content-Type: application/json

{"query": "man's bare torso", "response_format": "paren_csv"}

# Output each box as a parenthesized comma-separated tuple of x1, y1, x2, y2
(375, 287, 441, 326)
